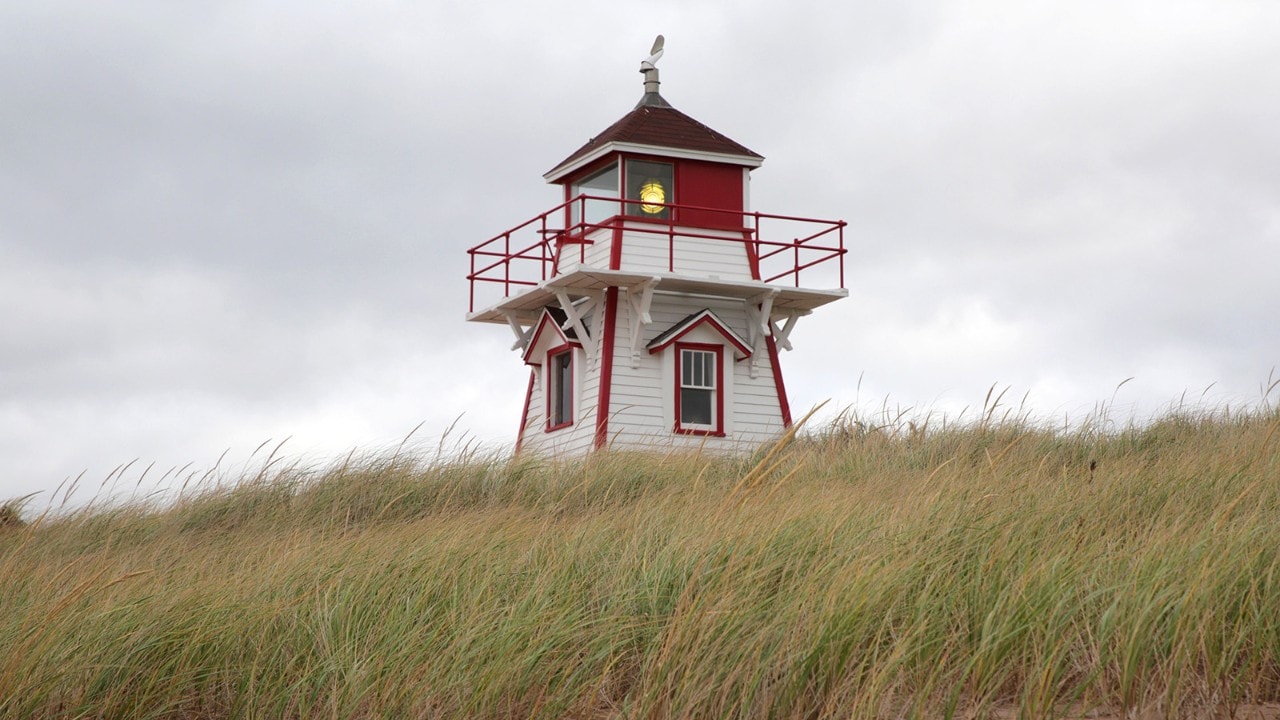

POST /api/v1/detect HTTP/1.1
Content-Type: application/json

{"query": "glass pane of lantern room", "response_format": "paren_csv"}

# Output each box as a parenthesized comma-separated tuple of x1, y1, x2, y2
(569, 164, 619, 228)
(625, 160, 673, 220)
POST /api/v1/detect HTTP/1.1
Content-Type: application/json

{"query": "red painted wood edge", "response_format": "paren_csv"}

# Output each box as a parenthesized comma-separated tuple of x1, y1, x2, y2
(515, 368, 535, 454)
(744, 230, 761, 281)
(765, 333, 793, 428)
(609, 221, 623, 270)
(594, 286, 620, 449)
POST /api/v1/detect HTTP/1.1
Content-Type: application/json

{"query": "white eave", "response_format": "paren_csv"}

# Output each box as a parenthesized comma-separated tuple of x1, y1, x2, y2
(466, 269, 847, 325)
(543, 141, 764, 184)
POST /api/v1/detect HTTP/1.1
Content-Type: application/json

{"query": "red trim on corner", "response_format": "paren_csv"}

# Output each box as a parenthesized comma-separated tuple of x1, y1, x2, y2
(744, 229, 762, 281)
(608, 219, 623, 270)
(514, 368, 535, 453)
(765, 333, 793, 428)
(594, 287, 620, 450)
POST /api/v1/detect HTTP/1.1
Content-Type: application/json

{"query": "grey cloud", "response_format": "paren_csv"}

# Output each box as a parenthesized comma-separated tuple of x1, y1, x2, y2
(2, 0, 1278, 501)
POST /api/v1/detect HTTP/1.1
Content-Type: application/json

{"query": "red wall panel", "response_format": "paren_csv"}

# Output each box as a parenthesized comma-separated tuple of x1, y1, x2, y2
(676, 161, 744, 229)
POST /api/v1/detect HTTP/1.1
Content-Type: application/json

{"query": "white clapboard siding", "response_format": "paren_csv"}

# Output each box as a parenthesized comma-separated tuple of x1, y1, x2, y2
(582, 232, 613, 268)
(517, 371, 544, 451)
(601, 295, 786, 452)
(730, 358, 786, 442)
(553, 226, 614, 275)
(644, 295, 754, 344)
(518, 285, 792, 456)
(617, 226, 753, 279)
(603, 298, 672, 438)
(553, 224, 754, 279)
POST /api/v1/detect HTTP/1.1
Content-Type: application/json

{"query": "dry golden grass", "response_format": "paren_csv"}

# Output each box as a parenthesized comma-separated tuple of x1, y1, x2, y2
(2, 397, 1279, 718)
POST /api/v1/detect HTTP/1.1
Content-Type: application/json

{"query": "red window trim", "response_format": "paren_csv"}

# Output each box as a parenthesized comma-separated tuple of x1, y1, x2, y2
(673, 342, 725, 437)
(545, 344, 575, 432)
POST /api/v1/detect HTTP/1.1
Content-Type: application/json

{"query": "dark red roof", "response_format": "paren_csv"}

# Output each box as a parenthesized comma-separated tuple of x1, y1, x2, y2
(546, 94, 763, 179)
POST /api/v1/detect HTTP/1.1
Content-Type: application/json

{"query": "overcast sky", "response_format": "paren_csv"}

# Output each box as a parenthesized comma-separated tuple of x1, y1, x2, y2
(3, 0, 1278, 506)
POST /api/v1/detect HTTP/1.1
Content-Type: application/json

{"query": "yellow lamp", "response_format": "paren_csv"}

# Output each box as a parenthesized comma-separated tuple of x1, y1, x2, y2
(639, 180, 666, 214)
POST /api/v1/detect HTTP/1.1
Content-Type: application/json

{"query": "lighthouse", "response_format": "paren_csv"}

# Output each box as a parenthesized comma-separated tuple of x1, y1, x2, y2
(466, 37, 847, 456)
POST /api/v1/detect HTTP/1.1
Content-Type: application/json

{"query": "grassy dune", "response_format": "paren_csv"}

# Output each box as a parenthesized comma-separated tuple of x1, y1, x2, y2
(2, 402, 1280, 719)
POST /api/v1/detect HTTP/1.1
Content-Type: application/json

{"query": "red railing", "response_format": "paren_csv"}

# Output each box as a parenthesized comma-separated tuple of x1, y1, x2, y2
(467, 195, 846, 313)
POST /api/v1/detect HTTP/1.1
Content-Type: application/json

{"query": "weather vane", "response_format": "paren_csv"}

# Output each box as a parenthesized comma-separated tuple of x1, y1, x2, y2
(640, 35, 664, 95)
(641, 35, 664, 71)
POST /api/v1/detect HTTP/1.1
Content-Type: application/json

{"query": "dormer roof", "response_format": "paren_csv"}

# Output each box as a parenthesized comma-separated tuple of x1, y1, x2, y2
(544, 96, 765, 183)
(522, 307, 582, 365)
(647, 308, 753, 359)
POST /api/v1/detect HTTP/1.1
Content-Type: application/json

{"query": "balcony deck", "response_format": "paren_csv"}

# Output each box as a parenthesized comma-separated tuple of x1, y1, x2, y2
(466, 195, 847, 319)
(466, 268, 847, 324)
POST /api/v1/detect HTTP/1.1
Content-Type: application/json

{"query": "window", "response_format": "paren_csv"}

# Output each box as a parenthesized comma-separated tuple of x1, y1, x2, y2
(676, 344, 721, 434)
(547, 347, 574, 431)
(569, 163, 619, 228)
(625, 159, 674, 220)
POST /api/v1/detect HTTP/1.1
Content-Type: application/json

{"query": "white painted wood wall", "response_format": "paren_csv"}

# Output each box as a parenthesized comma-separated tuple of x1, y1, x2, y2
(554, 223, 753, 280)
(517, 293, 786, 455)
(521, 211, 790, 454)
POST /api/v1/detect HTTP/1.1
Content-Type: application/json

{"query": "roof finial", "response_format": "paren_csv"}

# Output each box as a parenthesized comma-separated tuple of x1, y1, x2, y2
(640, 35, 664, 96)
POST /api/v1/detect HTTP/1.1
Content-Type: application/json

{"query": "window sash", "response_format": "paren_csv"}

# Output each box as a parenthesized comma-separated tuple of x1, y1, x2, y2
(679, 388, 714, 426)
(680, 350, 716, 390)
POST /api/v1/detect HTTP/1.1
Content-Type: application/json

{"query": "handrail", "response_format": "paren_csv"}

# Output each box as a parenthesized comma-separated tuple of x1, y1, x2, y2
(467, 194, 846, 312)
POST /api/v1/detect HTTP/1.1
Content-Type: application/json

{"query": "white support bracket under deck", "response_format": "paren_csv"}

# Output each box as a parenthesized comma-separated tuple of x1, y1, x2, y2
(625, 276, 661, 367)
(769, 309, 811, 352)
(587, 294, 605, 369)
(504, 312, 534, 353)
(744, 289, 780, 378)
(553, 289, 599, 360)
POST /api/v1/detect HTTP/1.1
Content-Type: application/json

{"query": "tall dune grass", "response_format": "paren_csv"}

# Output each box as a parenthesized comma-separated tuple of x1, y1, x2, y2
(2, 401, 1279, 718)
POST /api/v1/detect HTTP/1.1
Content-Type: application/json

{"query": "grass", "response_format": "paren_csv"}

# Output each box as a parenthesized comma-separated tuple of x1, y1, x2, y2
(2, 398, 1280, 719)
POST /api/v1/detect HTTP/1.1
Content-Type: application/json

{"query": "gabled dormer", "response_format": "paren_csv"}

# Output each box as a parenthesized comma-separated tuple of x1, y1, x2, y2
(521, 307, 583, 434)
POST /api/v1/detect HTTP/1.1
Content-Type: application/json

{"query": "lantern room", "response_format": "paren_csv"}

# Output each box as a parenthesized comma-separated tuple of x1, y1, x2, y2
(546, 94, 761, 235)
(466, 36, 848, 456)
